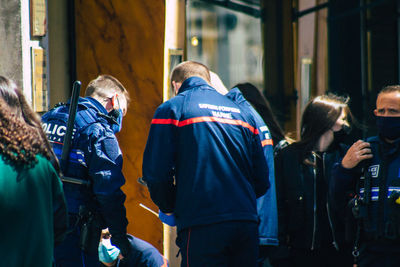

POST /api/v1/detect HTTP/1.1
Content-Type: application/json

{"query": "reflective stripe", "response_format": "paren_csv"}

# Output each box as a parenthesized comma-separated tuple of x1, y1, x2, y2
(152, 116, 259, 134)
(151, 118, 179, 126)
(359, 187, 400, 201)
(52, 146, 87, 167)
(261, 139, 273, 147)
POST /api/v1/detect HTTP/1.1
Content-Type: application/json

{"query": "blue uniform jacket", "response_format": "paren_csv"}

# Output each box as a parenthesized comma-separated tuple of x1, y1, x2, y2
(42, 97, 128, 241)
(227, 88, 278, 246)
(142, 77, 270, 231)
(117, 234, 168, 267)
(330, 136, 400, 244)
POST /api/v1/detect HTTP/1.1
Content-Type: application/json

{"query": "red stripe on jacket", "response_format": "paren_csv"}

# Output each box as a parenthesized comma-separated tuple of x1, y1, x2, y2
(152, 116, 259, 134)
(151, 118, 179, 126)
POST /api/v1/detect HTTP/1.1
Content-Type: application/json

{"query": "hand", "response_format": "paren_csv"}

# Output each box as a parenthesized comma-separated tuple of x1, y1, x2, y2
(158, 210, 176, 226)
(110, 234, 131, 261)
(341, 140, 373, 169)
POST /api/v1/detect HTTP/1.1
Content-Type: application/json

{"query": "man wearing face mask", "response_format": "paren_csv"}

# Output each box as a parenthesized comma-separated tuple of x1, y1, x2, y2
(42, 75, 131, 267)
(330, 85, 400, 266)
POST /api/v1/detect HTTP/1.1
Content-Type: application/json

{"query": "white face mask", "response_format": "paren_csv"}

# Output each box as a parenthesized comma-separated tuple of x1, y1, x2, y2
(98, 238, 120, 264)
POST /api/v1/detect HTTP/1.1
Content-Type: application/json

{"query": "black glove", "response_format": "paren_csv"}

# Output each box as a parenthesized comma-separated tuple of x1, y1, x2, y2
(111, 234, 132, 260)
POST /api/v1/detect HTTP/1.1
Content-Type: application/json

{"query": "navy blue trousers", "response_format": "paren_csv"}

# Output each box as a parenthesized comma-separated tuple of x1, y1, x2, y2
(176, 221, 259, 267)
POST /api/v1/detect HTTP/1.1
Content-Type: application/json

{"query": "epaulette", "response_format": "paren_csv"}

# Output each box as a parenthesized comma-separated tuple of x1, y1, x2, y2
(54, 102, 66, 108)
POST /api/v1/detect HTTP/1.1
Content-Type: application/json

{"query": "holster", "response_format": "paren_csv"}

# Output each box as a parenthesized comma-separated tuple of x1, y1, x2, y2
(345, 197, 360, 242)
(78, 206, 104, 255)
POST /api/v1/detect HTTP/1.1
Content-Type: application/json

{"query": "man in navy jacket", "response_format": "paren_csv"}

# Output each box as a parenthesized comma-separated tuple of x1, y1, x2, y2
(330, 86, 400, 266)
(142, 61, 269, 266)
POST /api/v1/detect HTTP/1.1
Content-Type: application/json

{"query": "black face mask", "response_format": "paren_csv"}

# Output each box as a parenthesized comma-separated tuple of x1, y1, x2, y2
(376, 116, 400, 140)
(108, 108, 123, 133)
(333, 125, 351, 143)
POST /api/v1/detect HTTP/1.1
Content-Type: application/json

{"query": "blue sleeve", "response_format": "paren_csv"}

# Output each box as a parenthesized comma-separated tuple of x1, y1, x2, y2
(86, 126, 129, 250)
(251, 130, 270, 198)
(256, 127, 278, 245)
(328, 162, 358, 211)
(142, 102, 178, 213)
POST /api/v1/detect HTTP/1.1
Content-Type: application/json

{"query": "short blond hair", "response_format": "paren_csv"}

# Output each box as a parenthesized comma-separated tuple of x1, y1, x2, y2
(170, 61, 211, 85)
(379, 85, 400, 96)
(85, 75, 130, 104)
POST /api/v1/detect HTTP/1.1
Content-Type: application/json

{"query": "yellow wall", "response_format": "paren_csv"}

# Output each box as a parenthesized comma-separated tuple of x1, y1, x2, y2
(74, 0, 165, 251)
(163, 1, 185, 264)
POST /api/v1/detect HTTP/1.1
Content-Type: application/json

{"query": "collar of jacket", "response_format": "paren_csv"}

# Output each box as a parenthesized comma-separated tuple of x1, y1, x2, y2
(226, 87, 248, 105)
(83, 97, 119, 125)
(85, 96, 108, 115)
(178, 76, 213, 94)
(377, 135, 400, 157)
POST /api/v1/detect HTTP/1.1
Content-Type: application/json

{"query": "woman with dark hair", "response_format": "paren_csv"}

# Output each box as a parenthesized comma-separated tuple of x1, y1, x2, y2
(273, 94, 354, 267)
(234, 83, 289, 149)
(0, 76, 68, 266)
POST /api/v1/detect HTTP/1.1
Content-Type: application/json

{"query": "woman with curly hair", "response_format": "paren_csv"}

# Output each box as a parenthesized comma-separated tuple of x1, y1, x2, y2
(0, 76, 68, 266)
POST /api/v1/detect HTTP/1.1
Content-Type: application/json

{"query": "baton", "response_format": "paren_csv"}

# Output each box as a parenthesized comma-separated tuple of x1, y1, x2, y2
(60, 81, 90, 186)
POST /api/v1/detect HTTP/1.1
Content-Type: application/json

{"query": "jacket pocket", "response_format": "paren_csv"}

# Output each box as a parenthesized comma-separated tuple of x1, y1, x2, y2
(287, 193, 305, 232)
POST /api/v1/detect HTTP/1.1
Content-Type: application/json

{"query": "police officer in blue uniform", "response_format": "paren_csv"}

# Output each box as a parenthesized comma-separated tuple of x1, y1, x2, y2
(142, 61, 270, 267)
(330, 86, 400, 266)
(42, 75, 131, 267)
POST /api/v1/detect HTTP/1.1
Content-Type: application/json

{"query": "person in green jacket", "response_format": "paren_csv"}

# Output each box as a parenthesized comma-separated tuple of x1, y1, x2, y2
(0, 76, 68, 267)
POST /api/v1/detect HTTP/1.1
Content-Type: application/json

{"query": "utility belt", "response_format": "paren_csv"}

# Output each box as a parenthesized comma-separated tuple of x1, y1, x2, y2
(63, 174, 100, 254)
(348, 192, 400, 241)
(61, 175, 91, 186)
(78, 205, 105, 255)
(68, 206, 104, 255)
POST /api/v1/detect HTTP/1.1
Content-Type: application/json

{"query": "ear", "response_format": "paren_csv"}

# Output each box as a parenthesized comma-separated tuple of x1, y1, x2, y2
(373, 109, 378, 116)
(111, 94, 118, 108)
(172, 81, 178, 95)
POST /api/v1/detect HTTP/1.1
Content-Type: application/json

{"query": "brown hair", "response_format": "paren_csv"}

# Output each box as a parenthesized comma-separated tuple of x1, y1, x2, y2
(295, 93, 352, 159)
(170, 61, 211, 85)
(379, 85, 400, 95)
(0, 76, 53, 168)
(85, 74, 130, 104)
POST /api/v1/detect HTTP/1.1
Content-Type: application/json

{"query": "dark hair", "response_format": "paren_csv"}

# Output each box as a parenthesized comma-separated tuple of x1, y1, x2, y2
(295, 93, 352, 158)
(0, 76, 55, 168)
(170, 61, 211, 85)
(234, 83, 286, 146)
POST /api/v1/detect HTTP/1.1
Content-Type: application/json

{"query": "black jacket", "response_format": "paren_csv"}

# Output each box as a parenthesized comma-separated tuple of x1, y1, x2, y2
(275, 143, 349, 251)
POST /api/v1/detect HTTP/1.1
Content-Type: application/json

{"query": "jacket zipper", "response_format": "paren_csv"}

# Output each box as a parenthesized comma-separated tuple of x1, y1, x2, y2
(323, 153, 339, 251)
(311, 153, 317, 250)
